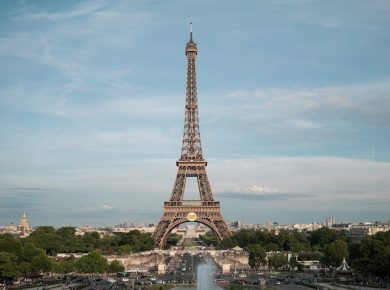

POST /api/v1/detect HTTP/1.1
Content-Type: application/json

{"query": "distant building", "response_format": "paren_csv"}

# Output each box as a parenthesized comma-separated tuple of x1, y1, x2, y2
(293, 223, 322, 231)
(324, 217, 336, 227)
(230, 220, 242, 229)
(346, 224, 389, 243)
(298, 260, 320, 270)
(18, 212, 30, 233)
(0, 224, 17, 235)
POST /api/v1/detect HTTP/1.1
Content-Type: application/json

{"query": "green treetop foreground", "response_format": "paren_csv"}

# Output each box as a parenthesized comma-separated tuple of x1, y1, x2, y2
(0, 226, 389, 282)
(0, 227, 180, 282)
(200, 227, 390, 277)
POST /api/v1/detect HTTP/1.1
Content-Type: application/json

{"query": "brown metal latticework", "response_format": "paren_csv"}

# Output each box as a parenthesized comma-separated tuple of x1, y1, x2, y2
(153, 26, 232, 249)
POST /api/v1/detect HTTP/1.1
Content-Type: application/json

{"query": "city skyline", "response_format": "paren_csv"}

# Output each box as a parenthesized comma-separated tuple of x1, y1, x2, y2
(1, 211, 388, 229)
(1, 1, 390, 226)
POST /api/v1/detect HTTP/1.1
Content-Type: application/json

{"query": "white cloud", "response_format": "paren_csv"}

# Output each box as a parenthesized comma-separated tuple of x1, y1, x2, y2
(1, 1, 155, 90)
(229, 83, 390, 117)
(210, 156, 390, 207)
(14, 0, 106, 21)
(1, 155, 389, 224)
(0, 83, 182, 120)
(224, 82, 390, 136)
(284, 118, 321, 129)
(223, 185, 279, 195)
(216, 184, 289, 201)
(101, 204, 114, 210)
(5, 155, 387, 205)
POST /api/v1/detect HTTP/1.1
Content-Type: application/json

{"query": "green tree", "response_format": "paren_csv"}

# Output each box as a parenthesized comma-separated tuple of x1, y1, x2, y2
(56, 227, 83, 253)
(19, 243, 51, 277)
(108, 260, 125, 273)
(118, 245, 133, 255)
(100, 235, 116, 255)
(298, 251, 322, 261)
(27, 226, 62, 255)
(82, 232, 101, 251)
(56, 255, 76, 273)
(56, 227, 76, 239)
(246, 244, 266, 270)
(114, 230, 154, 252)
(199, 232, 218, 246)
(279, 230, 311, 252)
(219, 236, 238, 249)
(0, 252, 20, 284)
(219, 228, 311, 252)
(30, 252, 52, 275)
(165, 233, 181, 249)
(265, 243, 279, 252)
(18, 261, 32, 278)
(30, 226, 56, 235)
(75, 251, 108, 273)
(21, 243, 45, 263)
(323, 240, 348, 267)
(309, 228, 345, 248)
(350, 231, 390, 277)
(0, 234, 23, 260)
(268, 253, 288, 270)
(289, 256, 298, 270)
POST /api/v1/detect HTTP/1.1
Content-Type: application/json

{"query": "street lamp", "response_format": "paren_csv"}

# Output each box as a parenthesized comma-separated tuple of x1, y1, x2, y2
(191, 253, 194, 275)
(233, 251, 236, 279)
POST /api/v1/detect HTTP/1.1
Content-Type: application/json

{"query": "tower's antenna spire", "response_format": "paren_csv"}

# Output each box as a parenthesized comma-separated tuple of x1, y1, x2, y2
(190, 22, 193, 41)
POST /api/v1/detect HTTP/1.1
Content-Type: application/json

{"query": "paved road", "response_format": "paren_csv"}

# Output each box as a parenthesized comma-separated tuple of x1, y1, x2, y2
(275, 283, 387, 290)
(181, 253, 218, 275)
(19, 284, 79, 290)
(315, 283, 386, 290)
(275, 285, 313, 290)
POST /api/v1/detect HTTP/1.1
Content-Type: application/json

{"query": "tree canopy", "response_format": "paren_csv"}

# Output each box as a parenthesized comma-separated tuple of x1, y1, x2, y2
(205, 227, 390, 278)
(0, 227, 155, 280)
(1, 226, 389, 281)
(75, 251, 108, 273)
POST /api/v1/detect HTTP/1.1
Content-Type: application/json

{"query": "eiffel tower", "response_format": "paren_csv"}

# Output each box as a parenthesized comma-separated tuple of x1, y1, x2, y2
(153, 25, 232, 249)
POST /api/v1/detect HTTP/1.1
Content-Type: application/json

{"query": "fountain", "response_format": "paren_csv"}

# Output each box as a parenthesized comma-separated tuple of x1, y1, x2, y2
(172, 262, 222, 290)
(196, 263, 214, 290)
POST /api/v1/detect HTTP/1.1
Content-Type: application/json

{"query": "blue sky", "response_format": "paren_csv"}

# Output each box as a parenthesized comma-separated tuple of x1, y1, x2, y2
(1, 0, 389, 227)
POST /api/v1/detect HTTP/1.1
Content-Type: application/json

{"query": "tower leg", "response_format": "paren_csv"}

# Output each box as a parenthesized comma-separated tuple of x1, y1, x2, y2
(170, 173, 186, 201)
(153, 218, 171, 249)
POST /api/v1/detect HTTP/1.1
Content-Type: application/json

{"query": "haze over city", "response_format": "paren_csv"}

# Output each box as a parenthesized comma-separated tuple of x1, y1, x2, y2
(1, 0, 390, 227)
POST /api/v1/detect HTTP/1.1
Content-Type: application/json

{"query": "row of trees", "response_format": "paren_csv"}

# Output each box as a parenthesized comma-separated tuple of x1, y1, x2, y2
(200, 227, 344, 252)
(62, 252, 124, 274)
(20, 226, 157, 255)
(0, 227, 163, 284)
(219, 227, 345, 252)
(1, 226, 181, 256)
(200, 227, 389, 278)
(0, 248, 124, 285)
(349, 231, 390, 278)
(1, 225, 388, 282)
(0, 241, 52, 284)
(244, 244, 290, 270)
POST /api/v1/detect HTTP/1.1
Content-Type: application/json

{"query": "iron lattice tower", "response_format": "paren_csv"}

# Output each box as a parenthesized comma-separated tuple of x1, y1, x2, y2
(153, 26, 232, 249)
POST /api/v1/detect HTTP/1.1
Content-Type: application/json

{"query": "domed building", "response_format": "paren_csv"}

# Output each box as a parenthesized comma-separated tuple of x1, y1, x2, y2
(18, 212, 30, 233)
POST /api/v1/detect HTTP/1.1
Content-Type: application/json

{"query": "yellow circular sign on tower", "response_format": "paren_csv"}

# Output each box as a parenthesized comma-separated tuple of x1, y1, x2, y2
(187, 212, 197, 221)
